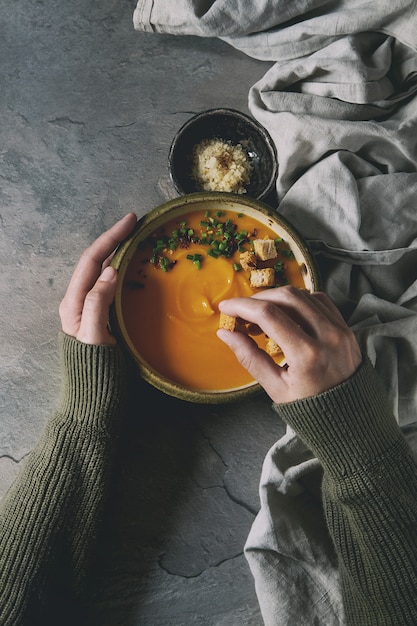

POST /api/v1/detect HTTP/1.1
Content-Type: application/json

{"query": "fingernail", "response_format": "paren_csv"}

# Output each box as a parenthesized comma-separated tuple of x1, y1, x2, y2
(100, 266, 116, 282)
(122, 212, 136, 222)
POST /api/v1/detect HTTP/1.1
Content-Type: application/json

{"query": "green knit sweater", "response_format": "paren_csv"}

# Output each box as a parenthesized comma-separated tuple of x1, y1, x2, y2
(0, 337, 416, 624)
(276, 358, 417, 625)
(0, 334, 127, 624)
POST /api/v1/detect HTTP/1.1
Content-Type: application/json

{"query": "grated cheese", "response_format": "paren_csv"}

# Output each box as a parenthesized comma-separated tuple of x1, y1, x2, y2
(192, 138, 252, 193)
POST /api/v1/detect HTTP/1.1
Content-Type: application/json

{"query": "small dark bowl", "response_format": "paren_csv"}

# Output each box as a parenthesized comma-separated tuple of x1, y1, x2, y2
(168, 108, 278, 202)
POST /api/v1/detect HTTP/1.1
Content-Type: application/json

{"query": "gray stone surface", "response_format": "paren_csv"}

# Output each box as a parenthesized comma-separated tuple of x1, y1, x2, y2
(0, 1, 285, 623)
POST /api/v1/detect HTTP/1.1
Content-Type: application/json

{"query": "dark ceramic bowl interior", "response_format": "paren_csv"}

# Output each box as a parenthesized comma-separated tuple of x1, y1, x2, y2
(168, 108, 278, 202)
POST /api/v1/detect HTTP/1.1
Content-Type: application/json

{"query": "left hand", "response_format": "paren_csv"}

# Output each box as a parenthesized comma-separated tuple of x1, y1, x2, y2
(59, 212, 137, 345)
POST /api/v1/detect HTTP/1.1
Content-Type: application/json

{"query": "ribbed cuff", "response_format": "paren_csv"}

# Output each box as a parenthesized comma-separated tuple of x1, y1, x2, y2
(57, 333, 127, 434)
(273, 358, 403, 480)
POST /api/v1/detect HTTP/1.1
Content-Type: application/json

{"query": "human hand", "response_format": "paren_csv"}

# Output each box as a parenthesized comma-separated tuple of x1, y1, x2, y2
(59, 212, 137, 346)
(216, 286, 362, 404)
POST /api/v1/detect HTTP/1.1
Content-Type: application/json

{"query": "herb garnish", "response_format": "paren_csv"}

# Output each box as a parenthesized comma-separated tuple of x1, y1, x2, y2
(146, 210, 254, 271)
(143, 210, 291, 287)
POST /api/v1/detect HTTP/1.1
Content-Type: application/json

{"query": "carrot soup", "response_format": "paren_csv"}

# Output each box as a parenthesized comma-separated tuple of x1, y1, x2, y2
(121, 208, 307, 392)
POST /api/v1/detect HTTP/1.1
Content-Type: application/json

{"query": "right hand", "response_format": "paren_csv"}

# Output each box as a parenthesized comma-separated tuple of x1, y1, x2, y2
(216, 286, 362, 404)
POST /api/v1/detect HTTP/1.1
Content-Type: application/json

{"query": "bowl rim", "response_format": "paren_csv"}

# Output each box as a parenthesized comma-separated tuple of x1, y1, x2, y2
(168, 107, 279, 202)
(110, 192, 321, 404)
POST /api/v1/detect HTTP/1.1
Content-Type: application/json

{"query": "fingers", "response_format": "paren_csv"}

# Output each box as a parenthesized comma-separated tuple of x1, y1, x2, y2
(75, 266, 118, 345)
(217, 286, 362, 403)
(217, 327, 285, 390)
(219, 287, 349, 359)
(60, 212, 137, 341)
(218, 287, 314, 363)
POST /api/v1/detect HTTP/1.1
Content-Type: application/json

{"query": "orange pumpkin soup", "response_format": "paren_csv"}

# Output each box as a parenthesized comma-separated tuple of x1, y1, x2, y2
(121, 208, 306, 391)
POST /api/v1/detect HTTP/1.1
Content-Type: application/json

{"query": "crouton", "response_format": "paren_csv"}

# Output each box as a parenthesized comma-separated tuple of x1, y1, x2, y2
(266, 337, 283, 357)
(219, 312, 238, 331)
(218, 313, 251, 334)
(249, 267, 275, 288)
(253, 239, 278, 261)
(239, 250, 257, 271)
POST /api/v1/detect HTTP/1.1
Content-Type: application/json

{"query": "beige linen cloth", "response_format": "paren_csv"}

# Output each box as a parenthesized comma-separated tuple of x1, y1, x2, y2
(134, 2, 417, 623)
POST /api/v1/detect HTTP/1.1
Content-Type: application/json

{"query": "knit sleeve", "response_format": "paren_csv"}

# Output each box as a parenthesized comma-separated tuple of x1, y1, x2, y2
(275, 358, 417, 625)
(0, 333, 127, 624)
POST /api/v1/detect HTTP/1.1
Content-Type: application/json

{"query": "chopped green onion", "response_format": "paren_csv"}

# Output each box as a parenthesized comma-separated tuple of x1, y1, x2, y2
(159, 256, 170, 272)
(208, 248, 219, 258)
(282, 249, 294, 258)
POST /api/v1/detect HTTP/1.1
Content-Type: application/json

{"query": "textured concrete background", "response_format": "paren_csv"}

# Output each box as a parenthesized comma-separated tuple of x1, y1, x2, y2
(0, 1, 286, 623)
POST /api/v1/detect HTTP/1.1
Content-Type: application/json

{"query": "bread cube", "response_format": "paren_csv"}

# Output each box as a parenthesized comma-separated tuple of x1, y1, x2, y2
(253, 239, 278, 261)
(266, 337, 283, 357)
(239, 250, 257, 271)
(249, 267, 275, 288)
(218, 312, 238, 331)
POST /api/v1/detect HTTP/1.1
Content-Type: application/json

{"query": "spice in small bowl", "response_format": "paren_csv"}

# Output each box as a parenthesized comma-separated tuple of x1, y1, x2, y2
(169, 108, 278, 203)
(192, 138, 252, 194)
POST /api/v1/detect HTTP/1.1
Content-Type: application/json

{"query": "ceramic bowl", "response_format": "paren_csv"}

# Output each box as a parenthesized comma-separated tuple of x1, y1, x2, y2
(168, 108, 278, 202)
(110, 193, 321, 404)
